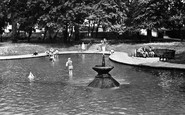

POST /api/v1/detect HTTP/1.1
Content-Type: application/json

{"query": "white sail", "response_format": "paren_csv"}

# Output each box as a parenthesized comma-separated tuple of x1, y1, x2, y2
(28, 72, 34, 82)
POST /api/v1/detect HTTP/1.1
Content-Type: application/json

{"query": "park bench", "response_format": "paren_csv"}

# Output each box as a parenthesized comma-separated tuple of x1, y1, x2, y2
(153, 49, 175, 61)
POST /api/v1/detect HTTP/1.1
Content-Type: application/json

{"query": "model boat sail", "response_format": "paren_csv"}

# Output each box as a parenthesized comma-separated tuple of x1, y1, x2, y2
(28, 72, 34, 82)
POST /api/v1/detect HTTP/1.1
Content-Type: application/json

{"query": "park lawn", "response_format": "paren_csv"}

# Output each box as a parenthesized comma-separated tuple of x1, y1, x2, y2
(0, 42, 80, 55)
(0, 41, 185, 64)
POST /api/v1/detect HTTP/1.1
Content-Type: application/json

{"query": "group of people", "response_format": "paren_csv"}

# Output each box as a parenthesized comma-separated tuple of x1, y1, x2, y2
(96, 38, 108, 52)
(81, 42, 86, 51)
(80, 42, 92, 51)
(31, 39, 114, 81)
(79, 38, 114, 54)
(44, 38, 111, 78)
(46, 48, 73, 77)
(45, 48, 59, 61)
(135, 46, 155, 58)
(100, 38, 108, 52)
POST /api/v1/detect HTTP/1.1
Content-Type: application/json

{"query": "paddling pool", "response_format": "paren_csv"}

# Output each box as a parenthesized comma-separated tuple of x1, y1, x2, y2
(0, 54, 185, 114)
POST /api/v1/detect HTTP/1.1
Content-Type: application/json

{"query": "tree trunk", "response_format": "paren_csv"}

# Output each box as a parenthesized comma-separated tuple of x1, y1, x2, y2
(0, 35, 2, 42)
(11, 17, 18, 42)
(178, 27, 183, 41)
(69, 26, 73, 42)
(147, 29, 152, 42)
(42, 27, 48, 42)
(53, 30, 59, 42)
(182, 30, 185, 42)
(136, 31, 141, 42)
(74, 24, 79, 41)
(63, 23, 69, 43)
(48, 29, 53, 41)
(157, 29, 164, 38)
(27, 28, 32, 42)
(88, 20, 91, 37)
(91, 20, 95, 38)
(95, 20, 100, 38)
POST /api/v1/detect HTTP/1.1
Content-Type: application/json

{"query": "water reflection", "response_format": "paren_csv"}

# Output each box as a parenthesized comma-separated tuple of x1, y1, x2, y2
(81, 54, 85, 64)
(133, 67, 185, 92)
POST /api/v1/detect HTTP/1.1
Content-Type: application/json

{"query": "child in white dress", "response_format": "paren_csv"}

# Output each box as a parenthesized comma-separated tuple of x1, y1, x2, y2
(66, 58, 73, 77)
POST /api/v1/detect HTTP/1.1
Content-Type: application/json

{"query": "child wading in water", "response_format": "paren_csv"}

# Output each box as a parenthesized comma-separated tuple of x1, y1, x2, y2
(66, 58, 73, 77)
(81, 42, 86, 51)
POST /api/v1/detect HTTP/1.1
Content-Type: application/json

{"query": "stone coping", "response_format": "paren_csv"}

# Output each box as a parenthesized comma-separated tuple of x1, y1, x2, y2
(0, 51, 110, 60)
(109, 52, 185, 70)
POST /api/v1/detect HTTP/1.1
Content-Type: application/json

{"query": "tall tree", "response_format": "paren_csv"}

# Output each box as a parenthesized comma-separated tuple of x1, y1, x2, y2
(18, 0, 46, 42)
(2, 0, 30, 42)
(120, 0, 170, 42)
(84, 0, 124, 38)
(0, 4, 7, 42)
(165, 0, 185, 41)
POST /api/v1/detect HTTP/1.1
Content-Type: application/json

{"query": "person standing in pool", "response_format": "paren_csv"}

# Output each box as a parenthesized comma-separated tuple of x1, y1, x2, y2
(66, 58, 73, 77)
(101, 38, 108, 52)
(81, 42, 86, 51)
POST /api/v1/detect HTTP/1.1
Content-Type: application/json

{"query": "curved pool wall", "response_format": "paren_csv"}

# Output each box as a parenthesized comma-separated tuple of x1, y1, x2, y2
(0, 54, 185, 114)
(109, 52, 185, 70)
(2, 51, 185, 70)
(0, 51, 110, 60)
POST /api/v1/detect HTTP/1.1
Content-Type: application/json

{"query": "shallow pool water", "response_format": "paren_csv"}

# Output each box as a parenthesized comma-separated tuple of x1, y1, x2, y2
(0, 54, 185, 115)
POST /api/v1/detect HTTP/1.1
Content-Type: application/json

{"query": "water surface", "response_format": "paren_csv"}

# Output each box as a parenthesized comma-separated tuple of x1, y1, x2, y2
(0, 54, 185, 115)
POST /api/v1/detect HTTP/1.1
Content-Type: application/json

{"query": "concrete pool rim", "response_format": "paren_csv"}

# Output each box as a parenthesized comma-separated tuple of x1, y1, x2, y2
(109, 51, 185, 70)
(0, 51, 185, 70)
(0, 51, 110, 60)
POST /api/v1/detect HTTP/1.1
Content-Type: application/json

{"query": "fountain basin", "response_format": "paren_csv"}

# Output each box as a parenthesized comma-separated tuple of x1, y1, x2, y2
(88, 73, 120, 88)
(89, 65, 120, 88)
(93, 65, 114, 74)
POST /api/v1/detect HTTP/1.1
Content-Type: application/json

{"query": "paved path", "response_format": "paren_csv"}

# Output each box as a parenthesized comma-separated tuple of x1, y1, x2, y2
(109, 52, 185, 70)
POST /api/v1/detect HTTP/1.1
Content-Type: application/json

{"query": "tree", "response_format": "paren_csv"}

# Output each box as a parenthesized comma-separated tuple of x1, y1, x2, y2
(18, 0, 46, 42)
(84, 0, 124, 38)
(1, 0, 31, 42)
(0, 13, 6, 42)
(120, 0, 170, 42)
(35, 0, 89, 43)
(165, 0, 185, 41)
(0, 2, 7, 42)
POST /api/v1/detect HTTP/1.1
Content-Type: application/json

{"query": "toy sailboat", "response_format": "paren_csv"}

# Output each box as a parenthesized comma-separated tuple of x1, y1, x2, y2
(28, 72, 34, 82)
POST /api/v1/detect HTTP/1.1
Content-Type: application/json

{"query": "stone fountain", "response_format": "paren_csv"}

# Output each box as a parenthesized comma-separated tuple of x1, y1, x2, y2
(88, 54, 120, 88)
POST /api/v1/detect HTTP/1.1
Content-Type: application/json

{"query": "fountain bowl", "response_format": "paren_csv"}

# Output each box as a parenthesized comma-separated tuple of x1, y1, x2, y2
(93, 65, 114, 75)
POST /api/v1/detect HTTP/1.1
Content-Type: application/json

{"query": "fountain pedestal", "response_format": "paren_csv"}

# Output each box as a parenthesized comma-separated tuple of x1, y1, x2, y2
(88, 54, 120, 88)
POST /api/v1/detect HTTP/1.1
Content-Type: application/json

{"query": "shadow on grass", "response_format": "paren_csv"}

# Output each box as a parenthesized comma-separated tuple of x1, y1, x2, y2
(109, 36, 182, 45)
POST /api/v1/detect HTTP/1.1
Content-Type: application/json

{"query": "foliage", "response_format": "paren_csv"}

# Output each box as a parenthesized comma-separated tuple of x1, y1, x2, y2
(87, 0, 125, 32)
(0, 0, 185, 42)
(165, 0, 185, 29)
(0, 3, 7, 35)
